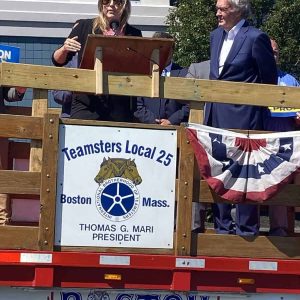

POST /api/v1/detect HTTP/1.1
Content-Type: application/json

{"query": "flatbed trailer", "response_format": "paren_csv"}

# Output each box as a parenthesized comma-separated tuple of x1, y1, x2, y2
(1, 250, 300, 295)
(0, 36, 300, 299)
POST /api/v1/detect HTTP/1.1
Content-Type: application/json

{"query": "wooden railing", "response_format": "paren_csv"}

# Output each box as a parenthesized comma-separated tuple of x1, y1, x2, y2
(0, 61, 300, 259)
(0, 112, 59, 250)
(176, 127, 300, 259)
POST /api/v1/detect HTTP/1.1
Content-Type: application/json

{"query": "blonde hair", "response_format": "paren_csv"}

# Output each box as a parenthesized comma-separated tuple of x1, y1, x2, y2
(93, 0, 131, 33)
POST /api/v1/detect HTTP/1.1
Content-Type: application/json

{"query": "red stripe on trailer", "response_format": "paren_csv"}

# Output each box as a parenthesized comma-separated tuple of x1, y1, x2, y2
(1, 250, 300, 293)
(1, 251, 300, 274)
(1, 251, 300, 275)
(0, 251, 20, 264)
(52, 253, 176, 269)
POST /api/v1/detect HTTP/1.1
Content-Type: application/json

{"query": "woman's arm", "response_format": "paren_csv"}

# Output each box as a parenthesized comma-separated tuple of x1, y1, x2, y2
(52, 20, 84, 66)
(52, 36, 81, 66)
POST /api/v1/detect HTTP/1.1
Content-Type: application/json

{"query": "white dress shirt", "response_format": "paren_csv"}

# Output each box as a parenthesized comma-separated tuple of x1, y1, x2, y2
(162, 62, 173, 77)
(219, 19, 245, 75)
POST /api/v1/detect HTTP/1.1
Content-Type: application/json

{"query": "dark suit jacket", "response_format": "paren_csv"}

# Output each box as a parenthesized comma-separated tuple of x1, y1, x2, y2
(134, 63, 189, 125)
(204, 21, 277, 129)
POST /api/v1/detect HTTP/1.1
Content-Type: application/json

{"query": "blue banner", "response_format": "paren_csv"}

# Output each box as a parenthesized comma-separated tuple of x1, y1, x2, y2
(0, 44, 20, 63)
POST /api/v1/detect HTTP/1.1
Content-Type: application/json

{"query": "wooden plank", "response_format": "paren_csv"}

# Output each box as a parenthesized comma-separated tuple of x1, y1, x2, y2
(197, 234, 300, 259)
(49, 108, 62, 115)
(189, 103, 204, 124)
(164, 77, 300, 108)
(94, 46, 103, 95)
(31, 91, 48, 113)
(0, 170, 40, 194)
(38, 114, 59, 251)
(0, 226, 39, 250)
(150, 49, 160, 97)
(1, 62, 96, 93)
(0, 114, 43, 139)
(175, 126, 197, 256)
(1, 63, 300, 108)
(30, 93, 47, 172)
(103, 72, 153, 97)
(199, 180, 300, 206)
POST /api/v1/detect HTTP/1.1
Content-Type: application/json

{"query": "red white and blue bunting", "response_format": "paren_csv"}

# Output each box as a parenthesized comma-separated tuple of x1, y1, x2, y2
(186, 123, 300, 202)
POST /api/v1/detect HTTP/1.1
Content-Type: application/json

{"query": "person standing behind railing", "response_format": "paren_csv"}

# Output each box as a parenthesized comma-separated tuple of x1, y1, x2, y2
(263, 39, 300, 236)
(0, 86, 26, 225)
(134, 32, 189, 126)
(51, 0, 142, 121)
(205, 0, 277, 236)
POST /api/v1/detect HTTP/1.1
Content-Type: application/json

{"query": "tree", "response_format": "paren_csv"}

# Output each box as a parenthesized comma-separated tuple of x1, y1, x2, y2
(249, 0, 275, 28)
(262, 0, 300, 79)
(167, 0, 299, 80)
(166, 0, 216, 67)
(166, 0, 277, 67)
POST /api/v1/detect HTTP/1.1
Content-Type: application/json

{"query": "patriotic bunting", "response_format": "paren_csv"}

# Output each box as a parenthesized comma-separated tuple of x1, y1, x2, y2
(186, 123, 300, 202)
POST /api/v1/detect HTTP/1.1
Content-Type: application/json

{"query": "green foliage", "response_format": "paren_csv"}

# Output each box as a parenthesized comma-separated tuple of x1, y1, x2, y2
(249, 0, 275, 27)
(166, 0, 300, 80)
(166, 0, 216, 67)
(262, 0, 300, 79)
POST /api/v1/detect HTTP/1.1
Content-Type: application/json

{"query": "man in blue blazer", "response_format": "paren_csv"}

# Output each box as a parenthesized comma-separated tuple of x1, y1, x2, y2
(206, 0, 277, 236)
(134, 32, 189, 126)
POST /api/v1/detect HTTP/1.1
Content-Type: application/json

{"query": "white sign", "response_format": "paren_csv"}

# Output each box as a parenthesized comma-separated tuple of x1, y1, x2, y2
(55, 124, 177, 248)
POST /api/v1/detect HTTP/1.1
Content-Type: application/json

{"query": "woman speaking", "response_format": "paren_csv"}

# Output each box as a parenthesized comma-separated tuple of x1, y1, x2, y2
(52, 0, 142, 121)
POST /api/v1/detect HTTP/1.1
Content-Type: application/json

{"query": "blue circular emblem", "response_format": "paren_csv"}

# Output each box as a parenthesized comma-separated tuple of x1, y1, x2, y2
(96, 177, 140, 221)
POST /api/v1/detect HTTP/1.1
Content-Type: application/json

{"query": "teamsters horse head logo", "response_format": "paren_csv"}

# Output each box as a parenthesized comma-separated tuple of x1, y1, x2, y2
(94, 157, 142, 221)
(94, 157, 142, 185)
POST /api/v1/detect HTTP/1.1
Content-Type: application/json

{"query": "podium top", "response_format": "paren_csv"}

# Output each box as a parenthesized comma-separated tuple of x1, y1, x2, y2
(80, 35, 174, 75)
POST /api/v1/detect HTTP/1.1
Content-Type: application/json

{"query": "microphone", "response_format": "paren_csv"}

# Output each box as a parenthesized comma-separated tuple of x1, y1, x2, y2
(110, 21, 120, 36)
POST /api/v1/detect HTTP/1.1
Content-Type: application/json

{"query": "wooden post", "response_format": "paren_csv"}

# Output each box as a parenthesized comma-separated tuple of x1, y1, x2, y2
(94, 46, 103, 95)
(150, 48, 160, 98)
(38, 113, 59, 251)
(175, 126, 196, 256)
(188, 104, 204, 124)
(30, 89, 48, 172)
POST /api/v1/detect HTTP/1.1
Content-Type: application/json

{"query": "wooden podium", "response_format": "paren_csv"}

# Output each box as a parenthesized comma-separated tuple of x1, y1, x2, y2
(80, 34, 174, 97)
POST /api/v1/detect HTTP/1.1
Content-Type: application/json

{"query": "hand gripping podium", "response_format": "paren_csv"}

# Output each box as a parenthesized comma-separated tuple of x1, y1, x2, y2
(80, 34, 174, 97)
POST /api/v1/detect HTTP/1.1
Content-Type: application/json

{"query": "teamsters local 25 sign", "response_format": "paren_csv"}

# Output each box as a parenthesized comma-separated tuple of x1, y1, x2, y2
(55, 124, 177, 249)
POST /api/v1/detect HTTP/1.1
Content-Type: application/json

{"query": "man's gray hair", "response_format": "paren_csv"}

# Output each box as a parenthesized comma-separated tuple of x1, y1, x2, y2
(229, 0, 251, 19)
